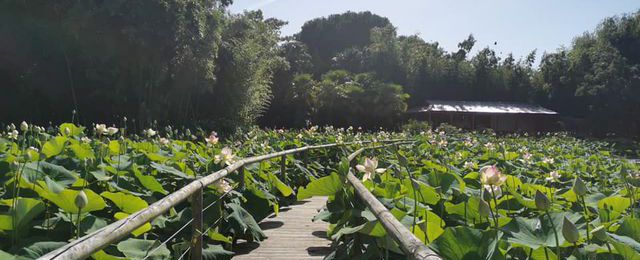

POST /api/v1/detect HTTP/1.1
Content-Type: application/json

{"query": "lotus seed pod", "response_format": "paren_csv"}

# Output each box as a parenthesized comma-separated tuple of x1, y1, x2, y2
(573, 177, 588, 196)
(478, 199, 491, 218)
(535, 190, 550, 211)
(591, 225, 608, 241)
(75, 190, 88, 210)
(562, 217, 580, 243)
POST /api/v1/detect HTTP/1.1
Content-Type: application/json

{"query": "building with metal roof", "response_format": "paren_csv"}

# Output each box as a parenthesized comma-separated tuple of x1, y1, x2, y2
(406, 100, 559, 132)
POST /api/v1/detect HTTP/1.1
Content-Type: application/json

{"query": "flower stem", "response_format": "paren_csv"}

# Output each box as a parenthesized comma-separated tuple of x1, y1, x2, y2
(580, 196, 591, 243)
(490, 185, 500, 228)
(545, 211, 560, 258)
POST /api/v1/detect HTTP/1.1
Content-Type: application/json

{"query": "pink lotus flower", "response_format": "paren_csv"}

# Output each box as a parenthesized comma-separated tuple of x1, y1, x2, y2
(480, 165, 506, 186)
(205, 131, 219, 145)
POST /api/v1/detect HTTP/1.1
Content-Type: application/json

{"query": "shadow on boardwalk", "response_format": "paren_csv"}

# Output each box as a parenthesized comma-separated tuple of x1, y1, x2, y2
(233, 196, 331, 260)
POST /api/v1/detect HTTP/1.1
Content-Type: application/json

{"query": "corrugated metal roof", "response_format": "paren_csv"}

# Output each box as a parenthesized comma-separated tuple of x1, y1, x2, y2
(407, 100, 558, 115)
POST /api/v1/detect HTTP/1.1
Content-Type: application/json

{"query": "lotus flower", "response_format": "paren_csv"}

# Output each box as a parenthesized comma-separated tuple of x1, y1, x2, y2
(542, 157, 554, 164)
(545, 171, 560, 182)
(205, 131, 219, 145)
(356, 157, 385, 182)
(106, 127, 118, 136)
(214, 147, 236, 166)
(464, 161, 477, 169)
(480, 165, 506, 186)
(144, 129, 157, 137)
(95, 124, 107, 135)
(214, 179, 233, 193)
(7, 130, 18, 140)
(159, 138, 170, 146)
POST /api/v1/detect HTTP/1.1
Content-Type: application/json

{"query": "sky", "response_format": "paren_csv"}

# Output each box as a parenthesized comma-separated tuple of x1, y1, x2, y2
(230, 0, 639, 64)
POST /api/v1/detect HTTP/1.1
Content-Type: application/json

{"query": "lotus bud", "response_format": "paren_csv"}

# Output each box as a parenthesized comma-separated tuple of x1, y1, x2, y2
(64, 127, 71, 135)
(9, 123, 16, 131)
(478, 199, 491, 218)
(591, 225, 608, 241)
(573, 177, 588, 196)
(20, 121, 29, 131)
(535, 190, 550, 211)
(562, 217, 580, 243)
(75, 190, 88, 210)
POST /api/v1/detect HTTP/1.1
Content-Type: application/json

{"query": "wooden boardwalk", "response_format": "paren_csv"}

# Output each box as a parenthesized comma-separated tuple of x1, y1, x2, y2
(233, 196, 331, 260)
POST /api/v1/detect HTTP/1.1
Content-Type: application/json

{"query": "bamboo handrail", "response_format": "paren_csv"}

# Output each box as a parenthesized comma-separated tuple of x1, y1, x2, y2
(345, 144, 441, 260)
(39, 140, 400, 260)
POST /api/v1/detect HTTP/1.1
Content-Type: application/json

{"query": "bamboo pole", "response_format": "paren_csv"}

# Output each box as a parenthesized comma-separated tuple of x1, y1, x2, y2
(345, 144, 441, 260)
(190, 187, 203, 260)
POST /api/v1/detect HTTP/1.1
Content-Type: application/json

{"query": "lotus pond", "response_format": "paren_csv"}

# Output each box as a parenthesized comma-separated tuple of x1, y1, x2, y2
(0, 122, 638, 259)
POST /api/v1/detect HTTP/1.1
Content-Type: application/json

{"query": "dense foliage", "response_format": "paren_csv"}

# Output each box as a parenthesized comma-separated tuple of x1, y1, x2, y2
(0, 121, 401, 259)
(0, 121, 638, 259)
(264, 11, 640, 135)
(3, 3, 639, 134)
(300, 126, 640, 259)
(0, 0, 281, 131)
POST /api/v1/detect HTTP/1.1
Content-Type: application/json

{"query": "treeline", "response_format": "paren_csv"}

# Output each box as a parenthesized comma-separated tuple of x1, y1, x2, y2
(263, 10, 640, 134)
(1, 2, 639, 134)
(0, 0, 281, 132)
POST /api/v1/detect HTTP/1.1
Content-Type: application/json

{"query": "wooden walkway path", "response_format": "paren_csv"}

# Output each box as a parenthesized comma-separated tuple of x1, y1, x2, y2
(233, 196, 331, 260)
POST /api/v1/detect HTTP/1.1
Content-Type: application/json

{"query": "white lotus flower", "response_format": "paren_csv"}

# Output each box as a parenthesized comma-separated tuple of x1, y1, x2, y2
(542, 157, 554, 164)
(205, 132, 219, 145)
(95, 124, 107, 135)
(214, 179, 233, 193)
(480, 165, 506, 186)
(20, 121, 29, 131)
(159, 137, 170, 146)
(484, 142, 495, 150)
(214, 147, 236, 166)
(355, 157, 385, 182)
(7, 130, 19, 140)
(144, 128, 157, 137)
(522, 153, 533, 161)
(81, 137, 91, 143)
(545, 171, 560, 182)
(464, 161, 477, 169)
(106, 127, 119, 136)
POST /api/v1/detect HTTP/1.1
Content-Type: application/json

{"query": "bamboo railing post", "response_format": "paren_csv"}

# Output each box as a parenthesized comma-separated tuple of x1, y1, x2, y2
(190, 187, 203, 260)
(280, 155, 286, 180)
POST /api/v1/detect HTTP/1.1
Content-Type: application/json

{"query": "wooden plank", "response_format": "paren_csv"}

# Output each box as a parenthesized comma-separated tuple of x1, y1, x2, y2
(233, 197, 330, 260)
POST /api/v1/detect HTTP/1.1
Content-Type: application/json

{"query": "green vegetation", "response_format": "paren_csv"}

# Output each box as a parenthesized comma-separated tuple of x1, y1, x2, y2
(0, 122, 394, 259)
(302, 126, 640, 259)
(0, 122, 638, 259)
